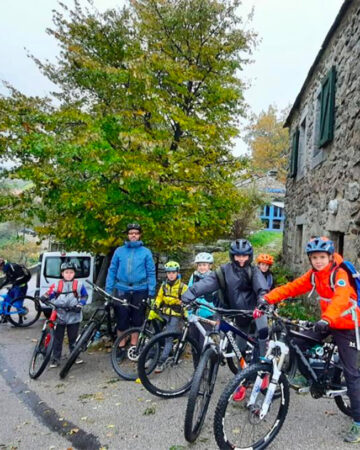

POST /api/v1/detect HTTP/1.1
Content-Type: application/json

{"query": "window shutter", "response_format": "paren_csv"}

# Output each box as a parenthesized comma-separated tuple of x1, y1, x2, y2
(290, 128, 299, 178)
(319, 66, 336, 148)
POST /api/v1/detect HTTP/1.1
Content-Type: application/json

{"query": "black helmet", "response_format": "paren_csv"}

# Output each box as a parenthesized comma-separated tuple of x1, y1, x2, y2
(60, 261, 77, 272)
(229, 239, 253, 262)
(126, 223, 142, 233)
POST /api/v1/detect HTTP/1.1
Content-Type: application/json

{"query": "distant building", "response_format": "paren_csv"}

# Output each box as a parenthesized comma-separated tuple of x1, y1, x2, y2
(283, 0, 360, 272)
(237, 171, 286, 232)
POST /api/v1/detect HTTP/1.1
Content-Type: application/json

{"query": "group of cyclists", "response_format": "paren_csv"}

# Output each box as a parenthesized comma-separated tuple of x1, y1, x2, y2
(1, 222, 360, 446)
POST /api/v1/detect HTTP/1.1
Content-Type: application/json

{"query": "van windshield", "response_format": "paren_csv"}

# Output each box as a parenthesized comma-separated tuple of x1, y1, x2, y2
(44, 257, 91, 279)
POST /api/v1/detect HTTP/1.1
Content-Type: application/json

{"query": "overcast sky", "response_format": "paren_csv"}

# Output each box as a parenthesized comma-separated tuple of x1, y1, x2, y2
(0, 0, 344, 154)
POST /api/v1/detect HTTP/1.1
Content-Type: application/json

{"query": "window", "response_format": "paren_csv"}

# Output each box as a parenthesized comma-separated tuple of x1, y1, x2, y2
(295, 225, 303, 262)
(44, 257, 91, 279)
(273, 220, 282, 230)
(290, 128, 299, 178)
(319, 66, 336, 148)
(262, 219, 269, 229)
(297, 116, 307, 178)
(265, 205, 270, 217)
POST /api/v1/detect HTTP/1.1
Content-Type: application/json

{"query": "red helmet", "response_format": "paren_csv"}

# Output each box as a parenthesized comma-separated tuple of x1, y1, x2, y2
(256, 254, 274, 266)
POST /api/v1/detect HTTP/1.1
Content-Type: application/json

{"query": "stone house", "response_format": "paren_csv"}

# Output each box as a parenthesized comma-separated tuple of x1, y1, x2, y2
(283, 0, 360, 273)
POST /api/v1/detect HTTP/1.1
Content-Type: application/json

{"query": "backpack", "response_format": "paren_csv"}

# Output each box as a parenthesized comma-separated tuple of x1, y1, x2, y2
(311, 261, 360, 306)
(215, 265, 253, 306)
(19, 265, 32, 284)
(56, 279, 79, 298)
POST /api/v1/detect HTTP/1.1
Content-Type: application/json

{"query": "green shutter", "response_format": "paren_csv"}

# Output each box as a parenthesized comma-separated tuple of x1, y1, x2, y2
(319, 66, 336, 148)
(290, 128, 299, 178)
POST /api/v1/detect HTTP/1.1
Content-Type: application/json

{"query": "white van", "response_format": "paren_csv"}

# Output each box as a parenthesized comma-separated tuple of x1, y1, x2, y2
(36, 251, 95, 307)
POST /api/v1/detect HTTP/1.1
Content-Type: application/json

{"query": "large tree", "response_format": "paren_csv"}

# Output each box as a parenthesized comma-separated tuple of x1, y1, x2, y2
(245, 105, 289, 182)
(0, 0, 256, 254)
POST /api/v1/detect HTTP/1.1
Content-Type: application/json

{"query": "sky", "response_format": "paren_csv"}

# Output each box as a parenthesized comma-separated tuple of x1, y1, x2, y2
(0, 0, 344, 154)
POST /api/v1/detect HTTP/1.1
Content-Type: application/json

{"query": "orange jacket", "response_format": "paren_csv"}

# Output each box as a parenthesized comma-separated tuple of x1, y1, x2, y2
(265, 253, 359, 329)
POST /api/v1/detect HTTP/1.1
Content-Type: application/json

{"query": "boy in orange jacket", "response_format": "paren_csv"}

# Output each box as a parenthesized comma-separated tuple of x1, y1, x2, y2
(263, 236, 360, 443)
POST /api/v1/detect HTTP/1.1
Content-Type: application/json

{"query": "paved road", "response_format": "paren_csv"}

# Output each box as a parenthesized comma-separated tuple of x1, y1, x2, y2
(0, 281, 354, 449)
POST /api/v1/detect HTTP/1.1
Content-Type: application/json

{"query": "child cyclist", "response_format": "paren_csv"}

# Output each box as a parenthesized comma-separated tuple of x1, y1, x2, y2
(262, 237, 360, 443)
(188, 252, 218, 348)
(41, 262, 88, 368)
(182, 240, 269, 358)
(256, 253, 275, 290)
(154, 261, 187, 373)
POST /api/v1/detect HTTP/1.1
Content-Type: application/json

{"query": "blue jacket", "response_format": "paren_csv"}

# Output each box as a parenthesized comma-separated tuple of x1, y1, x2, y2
(105, 241, 156, 296)
(188, 272, 217, 318)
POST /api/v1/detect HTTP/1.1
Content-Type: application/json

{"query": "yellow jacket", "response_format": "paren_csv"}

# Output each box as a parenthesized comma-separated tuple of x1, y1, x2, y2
(155, 278, 188, 317)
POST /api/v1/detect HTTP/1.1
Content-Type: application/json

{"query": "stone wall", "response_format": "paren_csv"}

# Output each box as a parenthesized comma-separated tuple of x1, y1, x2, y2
(284, 1, 360, 273)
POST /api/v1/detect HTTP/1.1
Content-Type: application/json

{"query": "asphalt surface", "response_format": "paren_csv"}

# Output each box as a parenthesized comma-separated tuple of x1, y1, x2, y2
(0, 279, 355, 449)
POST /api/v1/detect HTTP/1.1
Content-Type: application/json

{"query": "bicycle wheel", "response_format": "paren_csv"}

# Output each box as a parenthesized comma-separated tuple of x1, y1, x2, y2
(29, 327, 54, 379)
(111, 327, 158, 381)
(214, 363, 290, 450)
(59, 322, 97, 379)
(332, 366, 352, 417)
(138, 330, 201, 398)
(184, 347, 219, 443)
(7, 296, 41, 327)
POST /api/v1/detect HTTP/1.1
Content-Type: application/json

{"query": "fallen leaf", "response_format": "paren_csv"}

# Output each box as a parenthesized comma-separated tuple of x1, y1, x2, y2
(69, 428, 79, 435)
(80, 417, 87, 421)
(107, 424, 115, 429)
(143, 406, 156, 416)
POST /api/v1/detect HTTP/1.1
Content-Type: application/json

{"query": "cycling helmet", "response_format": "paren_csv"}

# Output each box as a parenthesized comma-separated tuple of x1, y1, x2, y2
(126, 223, 142, 233)
(305, 236, 335, 255)
(194, 252, 214, 264)
(256, 254, 274, 265)
(164, 261, 180, 272)
(60, 261, 77, 272)
(229, 239, 253, 262)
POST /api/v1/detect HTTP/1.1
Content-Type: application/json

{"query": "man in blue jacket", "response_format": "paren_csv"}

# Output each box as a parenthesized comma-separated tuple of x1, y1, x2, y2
(105, 223, 156, 346)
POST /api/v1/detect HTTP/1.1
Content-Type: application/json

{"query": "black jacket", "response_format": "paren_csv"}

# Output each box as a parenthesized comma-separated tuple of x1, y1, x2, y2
(182, 262, 268, 310)
(0, 262, 29, 288)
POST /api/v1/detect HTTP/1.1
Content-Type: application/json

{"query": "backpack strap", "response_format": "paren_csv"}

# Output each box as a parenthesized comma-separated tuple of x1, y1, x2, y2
(56, 279, 79, 298)
(178, 282, 185, 298)
(57, 279, 64, 296)
(215, 267, 228, 305)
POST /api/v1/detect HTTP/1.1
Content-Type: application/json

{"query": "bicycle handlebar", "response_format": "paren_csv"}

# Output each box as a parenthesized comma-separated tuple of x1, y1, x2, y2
(42, 299, 82, 313)
(85, 280, 139, 310)
(187, 300, 253, 319)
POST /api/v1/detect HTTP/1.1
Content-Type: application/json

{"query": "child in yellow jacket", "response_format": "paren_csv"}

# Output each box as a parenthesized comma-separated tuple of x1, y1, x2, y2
(154, 261, 187, 372)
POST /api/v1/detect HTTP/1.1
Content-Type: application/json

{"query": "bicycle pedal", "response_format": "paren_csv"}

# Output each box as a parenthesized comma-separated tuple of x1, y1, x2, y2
(294, 386, 310, 395)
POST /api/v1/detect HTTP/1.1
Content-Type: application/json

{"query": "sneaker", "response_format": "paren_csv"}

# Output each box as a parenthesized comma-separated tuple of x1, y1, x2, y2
(144, 358, 154, 370)
(75, 358, 84, 365)
(155, 362, 165, 373)
(233, 386, 247, 402)
(344, 422, 360, 443)
(49, 359, 60, 368)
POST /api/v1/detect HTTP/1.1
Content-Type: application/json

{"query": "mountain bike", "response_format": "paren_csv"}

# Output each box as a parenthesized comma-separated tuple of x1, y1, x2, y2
(0, 289, 41, 327)
(138, 304, 255, 400)
(213, 309, 351, 450)
(184, 303, 256, 443)
(111, 299, 165, 381)
(29, 301, 80, 379)
(59, 281, 138, 379)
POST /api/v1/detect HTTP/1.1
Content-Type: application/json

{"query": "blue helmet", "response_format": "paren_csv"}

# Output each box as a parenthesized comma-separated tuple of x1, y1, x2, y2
(305, 237, 335, 255)
(229, 239, 253, 262)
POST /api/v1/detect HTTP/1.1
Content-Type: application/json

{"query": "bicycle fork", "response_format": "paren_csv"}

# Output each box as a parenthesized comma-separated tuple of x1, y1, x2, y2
(247, 340, 289, 419)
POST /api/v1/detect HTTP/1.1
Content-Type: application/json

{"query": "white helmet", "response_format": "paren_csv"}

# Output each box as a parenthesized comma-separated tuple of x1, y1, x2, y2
(194, 252, 214, 264)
